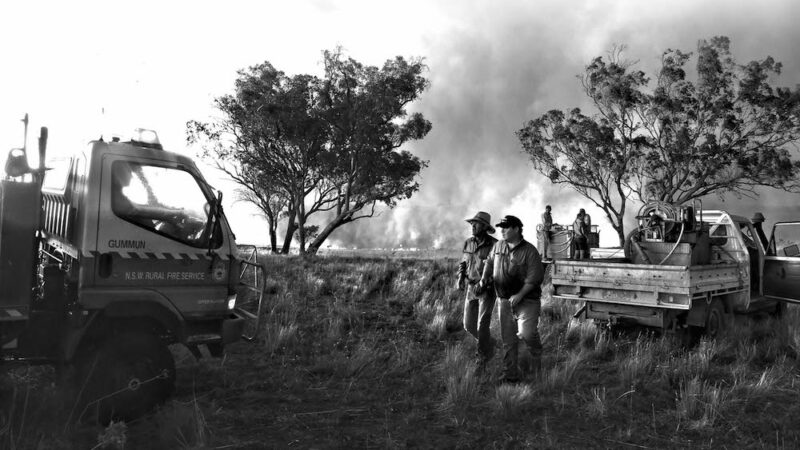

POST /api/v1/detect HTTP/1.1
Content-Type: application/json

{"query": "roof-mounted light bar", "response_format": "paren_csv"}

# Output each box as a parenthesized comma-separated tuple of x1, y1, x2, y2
(129, 128, 163, 150)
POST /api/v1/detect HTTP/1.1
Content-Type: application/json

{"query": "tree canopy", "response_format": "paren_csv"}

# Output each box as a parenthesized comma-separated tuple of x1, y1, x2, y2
(187, 50, 431, 254)
(518, 37, 800, 246)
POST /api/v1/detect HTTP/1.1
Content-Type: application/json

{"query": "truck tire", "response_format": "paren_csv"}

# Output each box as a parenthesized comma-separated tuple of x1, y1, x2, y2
(704, 299, 728, 338)
(76, 331, 175, 424)
(770, 301, 786, 318)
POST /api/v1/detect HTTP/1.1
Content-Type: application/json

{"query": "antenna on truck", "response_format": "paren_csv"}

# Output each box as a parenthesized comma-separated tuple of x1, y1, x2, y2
(21, 113, 29, 153)
(35, 126, 48, 185)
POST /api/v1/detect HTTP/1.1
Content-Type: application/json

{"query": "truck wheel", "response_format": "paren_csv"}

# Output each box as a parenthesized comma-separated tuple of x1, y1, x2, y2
(77, 331, 175, 423)
(704, 299, 728, 338)
(770, 301, 786, 318)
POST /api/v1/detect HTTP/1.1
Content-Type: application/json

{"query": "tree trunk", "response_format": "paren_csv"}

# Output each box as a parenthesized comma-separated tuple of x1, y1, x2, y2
(306, 214, 348, 255)
(281, 209, 297, 254)
(295, 196, 306, 254)
(269, 227, 278, 253)
(615, 225, 625, 248)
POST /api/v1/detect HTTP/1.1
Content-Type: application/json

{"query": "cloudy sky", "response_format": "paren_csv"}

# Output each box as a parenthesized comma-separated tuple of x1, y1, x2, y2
(2, 0, 800, 249)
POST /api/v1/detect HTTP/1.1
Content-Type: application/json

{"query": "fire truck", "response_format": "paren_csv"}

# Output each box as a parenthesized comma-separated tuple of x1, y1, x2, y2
(0, 121, 263, 422)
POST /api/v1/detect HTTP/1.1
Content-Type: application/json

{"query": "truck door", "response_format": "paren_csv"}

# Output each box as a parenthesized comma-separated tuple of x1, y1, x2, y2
(91, 156, 233, 316)
(736, 222, 763, 295)
(763, 221, 800, 303)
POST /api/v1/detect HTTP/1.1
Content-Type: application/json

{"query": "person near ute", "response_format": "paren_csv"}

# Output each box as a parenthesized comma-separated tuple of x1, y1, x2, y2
(541, 205, 553, 259)
(573, 209, 589, 260)
(581, 208, 592, 232)
(455, 211, 498, 365)
(479, 215, 545, 383)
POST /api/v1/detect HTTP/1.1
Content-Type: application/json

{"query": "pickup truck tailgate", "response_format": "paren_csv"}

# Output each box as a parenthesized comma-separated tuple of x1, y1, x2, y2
(551, 260, 745, 309)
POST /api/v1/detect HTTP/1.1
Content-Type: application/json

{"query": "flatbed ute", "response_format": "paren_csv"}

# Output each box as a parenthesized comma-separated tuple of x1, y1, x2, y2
(550, 203, 789, 336)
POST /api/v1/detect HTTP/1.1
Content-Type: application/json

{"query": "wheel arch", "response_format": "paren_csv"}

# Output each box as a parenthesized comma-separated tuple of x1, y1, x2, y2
(686, 292, 734, 328)
(64, 300, 184, 362)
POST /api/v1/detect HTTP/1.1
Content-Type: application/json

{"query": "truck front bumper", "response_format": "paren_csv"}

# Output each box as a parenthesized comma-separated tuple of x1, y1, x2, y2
(184, 313, 245, 347)
(222, 313, 245, 344)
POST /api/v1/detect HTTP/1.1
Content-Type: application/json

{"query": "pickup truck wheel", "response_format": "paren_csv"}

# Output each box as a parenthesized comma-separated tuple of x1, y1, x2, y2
(770, 301, 786, 318)
(77, 331, 175, 424)
(704, 300, 728, 338)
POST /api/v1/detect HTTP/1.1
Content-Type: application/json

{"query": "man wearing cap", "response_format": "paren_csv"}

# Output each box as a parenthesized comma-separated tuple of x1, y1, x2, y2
(479, 215, 545, 382)
(456, 211, 498, 365)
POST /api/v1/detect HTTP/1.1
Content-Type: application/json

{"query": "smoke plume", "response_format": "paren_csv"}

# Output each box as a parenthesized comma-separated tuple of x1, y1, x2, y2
(327, 0, 800, 249)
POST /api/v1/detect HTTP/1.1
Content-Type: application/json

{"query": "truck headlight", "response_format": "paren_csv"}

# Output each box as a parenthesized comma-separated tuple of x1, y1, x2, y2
(227, 294, 237, 310)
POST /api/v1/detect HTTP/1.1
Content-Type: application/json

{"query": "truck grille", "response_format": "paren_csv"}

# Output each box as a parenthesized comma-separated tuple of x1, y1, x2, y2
(42, 193, 73, 240)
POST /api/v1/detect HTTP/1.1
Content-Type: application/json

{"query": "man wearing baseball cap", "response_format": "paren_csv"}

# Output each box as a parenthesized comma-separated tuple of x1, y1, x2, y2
(455, 211, 498, 365)
(479, 215, 545, 383)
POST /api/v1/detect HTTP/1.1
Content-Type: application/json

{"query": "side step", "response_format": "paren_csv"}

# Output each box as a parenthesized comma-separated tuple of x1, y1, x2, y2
(1, 308, 28, 322)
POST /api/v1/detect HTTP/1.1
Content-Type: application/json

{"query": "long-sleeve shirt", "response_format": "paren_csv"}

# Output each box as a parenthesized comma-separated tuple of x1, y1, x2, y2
(460, 234, 497, 282)
(484, 239, 544, 299)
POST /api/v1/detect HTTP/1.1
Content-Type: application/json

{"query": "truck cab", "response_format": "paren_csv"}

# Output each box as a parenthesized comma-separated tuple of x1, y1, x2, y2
(1, 128, 253, 422)
(763, 220, 800, 304)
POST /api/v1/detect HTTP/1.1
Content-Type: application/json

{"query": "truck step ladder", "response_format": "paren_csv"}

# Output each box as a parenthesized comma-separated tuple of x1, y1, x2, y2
(1, 308, 27, 321)
(235, 246, 266, 341)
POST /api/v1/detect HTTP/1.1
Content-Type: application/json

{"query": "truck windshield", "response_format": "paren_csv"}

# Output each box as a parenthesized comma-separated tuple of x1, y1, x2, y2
(111, 161, 216, 248)
(42, 157, 71, 192)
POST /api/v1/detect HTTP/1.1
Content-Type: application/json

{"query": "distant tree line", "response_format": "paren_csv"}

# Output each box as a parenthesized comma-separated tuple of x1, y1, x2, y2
(188, 48, 431, 254)
(518, 36, 800, 246)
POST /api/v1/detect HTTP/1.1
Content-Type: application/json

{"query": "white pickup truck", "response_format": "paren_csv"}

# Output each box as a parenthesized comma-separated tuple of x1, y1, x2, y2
(550, 202, 798, 337)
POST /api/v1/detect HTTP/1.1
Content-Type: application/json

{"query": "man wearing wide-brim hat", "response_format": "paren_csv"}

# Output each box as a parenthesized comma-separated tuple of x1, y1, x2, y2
(456, 211, 498, 365)
(479, 214, 545, 383)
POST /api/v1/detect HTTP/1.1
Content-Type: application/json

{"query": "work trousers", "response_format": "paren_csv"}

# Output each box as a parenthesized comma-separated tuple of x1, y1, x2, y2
(498, 297, 542, 380)
(542, 230, 552, 259)
(463, 284, 496, 360)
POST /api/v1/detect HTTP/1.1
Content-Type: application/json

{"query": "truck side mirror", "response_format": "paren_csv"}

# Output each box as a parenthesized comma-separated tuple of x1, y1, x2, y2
(4, 148, 31, 178)
(205, 190, 225, 253)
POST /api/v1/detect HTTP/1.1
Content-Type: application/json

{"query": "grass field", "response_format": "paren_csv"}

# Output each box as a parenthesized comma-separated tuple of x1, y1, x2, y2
(3, 252, 800, 448)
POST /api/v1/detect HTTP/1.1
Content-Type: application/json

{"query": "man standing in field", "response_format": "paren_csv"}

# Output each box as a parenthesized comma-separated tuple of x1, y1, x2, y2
(456, 211, 498, 366)
(479, 215, 545, 383)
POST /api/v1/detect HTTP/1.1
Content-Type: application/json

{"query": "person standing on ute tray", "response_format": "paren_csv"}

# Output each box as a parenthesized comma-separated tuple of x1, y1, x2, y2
(541, 205, 553, 259)
(573, 209, 589, 260)
(479, 215, 545, 383)
(455, 211, 498, 367)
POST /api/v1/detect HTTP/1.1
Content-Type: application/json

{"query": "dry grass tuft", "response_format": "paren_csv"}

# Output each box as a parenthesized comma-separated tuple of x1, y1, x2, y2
(540, 351, 582, 392)
(565, 318, 599, 351)
(675, 376, 729, 430)
(585, 386, 608, 418)
(438, 344, 480, 412)
(492, 383, 535, 418)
